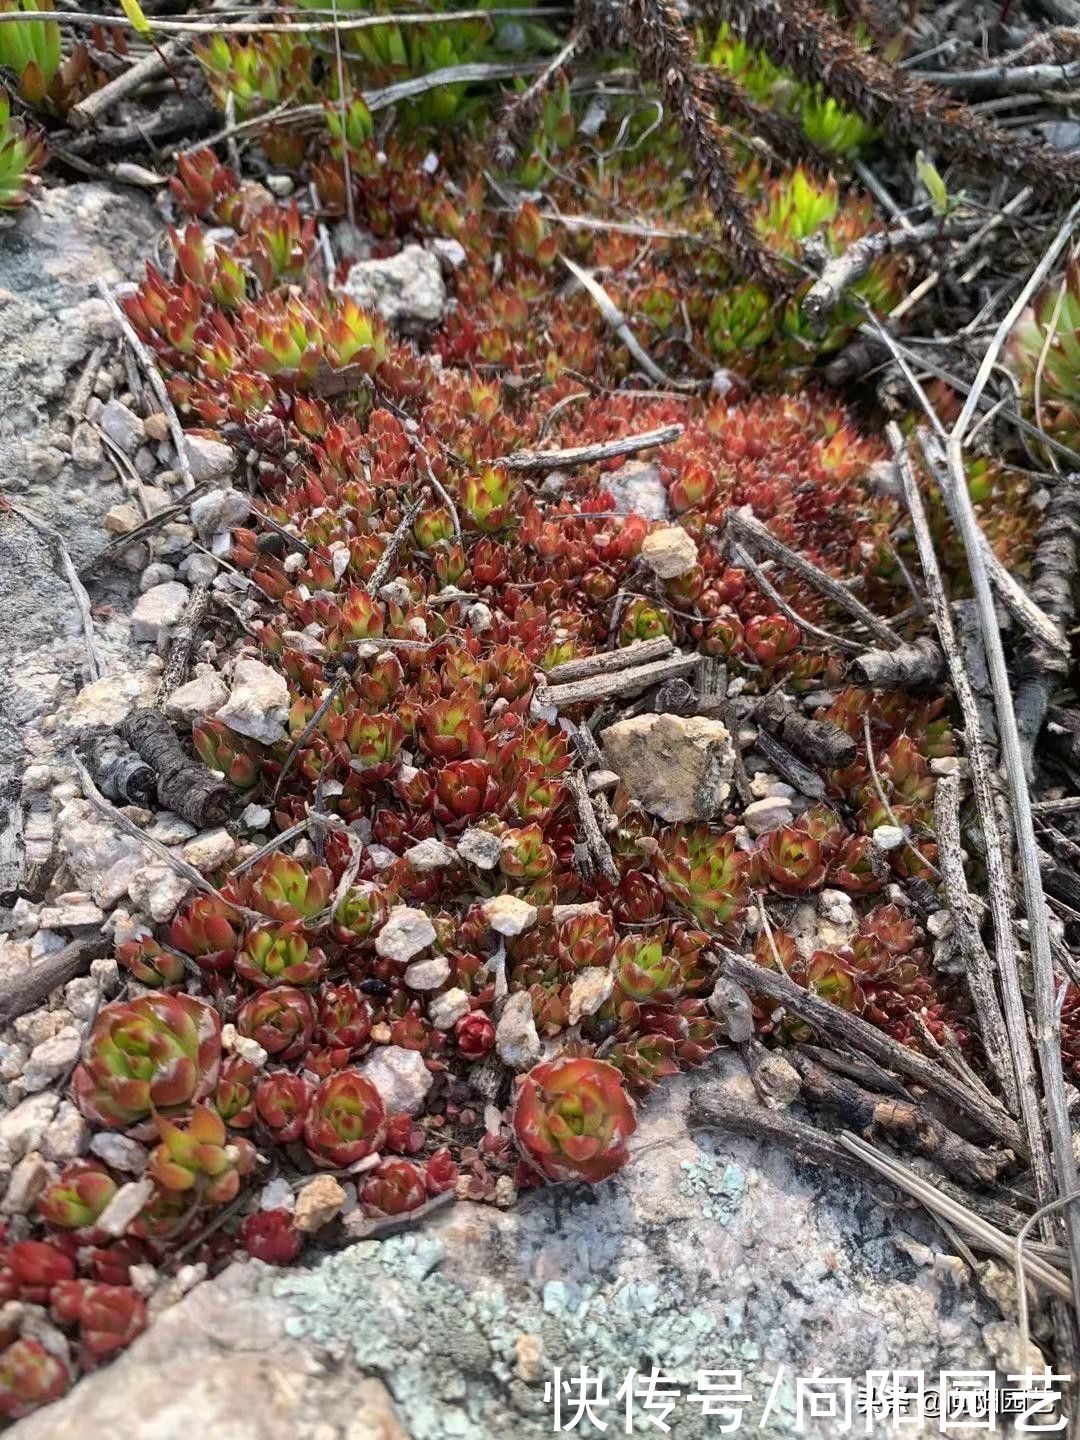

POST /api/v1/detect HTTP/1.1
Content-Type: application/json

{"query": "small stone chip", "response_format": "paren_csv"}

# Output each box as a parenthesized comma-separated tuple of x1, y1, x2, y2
(293, 1175, 347, 1234)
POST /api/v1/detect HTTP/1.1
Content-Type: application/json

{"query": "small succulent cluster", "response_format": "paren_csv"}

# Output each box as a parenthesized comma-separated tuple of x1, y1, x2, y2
(0, 88, 44, 209)
(6, 18, 1042, 1417)
(1006, 257, 1080, 457)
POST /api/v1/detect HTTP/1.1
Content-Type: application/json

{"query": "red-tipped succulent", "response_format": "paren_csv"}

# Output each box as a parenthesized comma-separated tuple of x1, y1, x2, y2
(255, 1070, 314, 1142)
(360, 1159, 428, 1216)
(148, 1104, 257, 1207)
(512, 1057, 637, 1184)
(37, 1164, 118, 1233)
(236, 985, 316, 1061)
(240, 1208, 303, 1264)
(0, 1338, 70, 1419)
(236, 923, 327, 988)
(72, 993, 221, 1129)
(50, 1281, 148, 1368)
(303, 1069, 387, 1167)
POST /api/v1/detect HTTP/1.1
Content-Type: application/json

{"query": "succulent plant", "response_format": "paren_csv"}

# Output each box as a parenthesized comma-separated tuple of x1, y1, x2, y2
(656, 825, 748, 933)
(170, 897, 243, 974)
(147, 1104, 257, 1207)
(757, 825, 827, 895)
(0, 89, 44, 208)
(0, 1338, 70, 1419)
(613, 931, 681, 1003)
(72, 993, 221, 1129)
(239, 854, 334, 922)
(193, 719, 260, 789)
(236, 985, 316, 1062)
(240, 1208, 303, 1264)
(303, 1069, 387, 1167)
(50, 1280, 147, 1368)
(454, 1010, 495, 1058)
(254, 1070, 314, 1143)
(37, 1164, 117, 1233)
(213, 1056, 259, 1129)
(512, 1057, 637, 1184)
(1006, 258, 1080, 455)
(4, 1240, 75, 1301)
(236, 923, 328, 989)
(360, 1159, 428, 1216)
(117, 936, 187, 989)
(318, 982, 373, 1050)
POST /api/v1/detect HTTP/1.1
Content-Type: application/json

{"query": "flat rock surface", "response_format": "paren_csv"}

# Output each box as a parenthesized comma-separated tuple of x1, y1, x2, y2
(13, 1065, 997, 1439)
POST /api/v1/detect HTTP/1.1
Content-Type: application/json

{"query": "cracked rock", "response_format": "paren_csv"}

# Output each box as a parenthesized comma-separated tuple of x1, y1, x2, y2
(340, 244, 447, 332)
(495, 991, 541, 1071)
(374, 906, 436, 963)
(640, 524, 698, 579)
(359, 1046, 433, 1114)
(130, 581, 190, 644)
(164, 671, 229, 727)
(601, 712, 734, 823)
(216, 657, 290, 746)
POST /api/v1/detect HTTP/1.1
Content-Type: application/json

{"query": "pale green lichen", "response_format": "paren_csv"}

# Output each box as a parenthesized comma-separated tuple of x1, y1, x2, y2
(678, 1152, 746, 1224)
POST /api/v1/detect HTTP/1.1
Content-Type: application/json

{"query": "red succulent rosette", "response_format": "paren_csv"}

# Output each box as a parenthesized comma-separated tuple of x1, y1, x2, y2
(36, 1163, 118, 1234)
(240, 1208, 302, 1264)
(236, 984, 316, 1061)
(512, 1057, 637, 1184)
(454, 1010, 495, 1058)
(0, 1337, 70, 1419)
(303, 1068, 387, 1167)
(50, 1280, 148, 1368)
(318, 981, 374, 1050)
(255, 1070, 314, 1143)
(360, 1159, 427, 1216)
(71, 993, 221, 1129)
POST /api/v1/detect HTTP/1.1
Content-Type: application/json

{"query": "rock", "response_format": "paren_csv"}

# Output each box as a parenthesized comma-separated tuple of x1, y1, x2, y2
(482, 894, 538, 937)
(749, 772, 795, 801)
(127, 864, 191, 923)
(64, 976, 100, 1022)
(163, 671, 229, 727)
(340, 244, 447, 332)
(183, 435, 236, 482)
(457, 827, 503, 870)
(601, 712, 734, 823)
(95, 1178, 156, 1238)
(56, 800, 146, 907)
(239, 803, 271, 832)
(57, 670, 157, 734)
(37, 897, 105, 929)
(22, 1027, 82, 1092)
(89, 1132, 147, 1175)
(104, 501, 142, 535)
(145, 813, 197, 845)
(873, 824, 905, 851)
(216, 658, 290, 745)
(586, 769, 619, 793)
(818, 889, 855, 928)
(404, 955, 451, 991)
(8, 1263, 409, 1440)
(741, 796, 794, 837)
(404, 838, 456, 872)
(429, 237, 467, 271)
(130, 581, 190, 643)
(0, 1092, 57, 1167)
(1, 1152, 48, 1214)
(181, 828, 236, 871)
(259, 1177, 295, 1212)
(41, 1101, 89, 1162)
(293, 1175, 347, 1234)
(495, 992, 541, 1071)
(99, 398, 144, 455)
(568, 967, 614, 1025)
(640, 524, 698, 579)
(374, 906, 437, 963)
(359, 1046, 433, 1115)
(428, 988, 470, 1030)
(605, 458, 669, 520)
(139, 562, 176, 592)
(190, 487, 250, 540)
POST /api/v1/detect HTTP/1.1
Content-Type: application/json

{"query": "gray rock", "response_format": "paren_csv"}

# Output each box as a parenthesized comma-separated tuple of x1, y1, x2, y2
(1, 1152, 48, 1214)
(601, 712, 734, 823)
(605, 458, 668, 520)
(139, 562, 176, 592)
(340, 244, 447, 333)
(41, 1101, 90, 1162)
(183, 435, 236, 482)
(741, 796, 793, 837)
(180, 828, 236, 871)
(89, 1131, 148, 1175)
(127, 864, 191, 923)
(359, 1046, 433, 1114)
(95, 1178, 156, 1238)
(163, 671, 229, 727)
(22, 1027, 81, 1092)
(457, 827, 503, 870)
(404, 838, 456, 872)
(190, 487, 250, 541)
(495, 991, 541, 1071)
(217, 658, 290, 745)
(7, 1263, 408, 1440)
(130, 581, 190, 644)
(374, 905, 436, 963)
(0, 1093, 58, 1167)
(99, 398, 144, 456)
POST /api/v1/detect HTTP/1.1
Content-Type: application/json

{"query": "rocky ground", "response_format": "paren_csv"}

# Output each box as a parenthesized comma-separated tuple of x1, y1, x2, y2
(0, 180, 1010, 1438)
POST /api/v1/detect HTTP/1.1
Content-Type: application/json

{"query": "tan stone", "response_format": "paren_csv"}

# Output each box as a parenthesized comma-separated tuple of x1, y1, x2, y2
(293, 1175, 347, 1234)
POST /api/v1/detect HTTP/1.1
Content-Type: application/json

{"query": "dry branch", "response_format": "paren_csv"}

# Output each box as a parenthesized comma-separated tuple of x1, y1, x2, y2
(68, 39, 185, 129)
(753, 689, 857, 769)
(543, 637, 673, 685)
(537, 651, 698, 708)
(502, 424, 683, 472)
(849, 636, 944, 689)
(715, 945, 1025, 1153)
(790, 1049, 1012, 1186)
(0, 934, 111, 1031)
